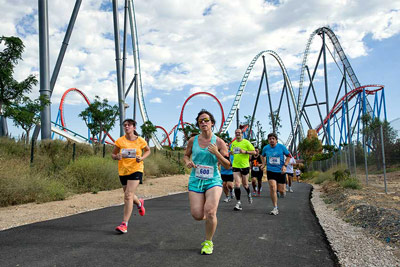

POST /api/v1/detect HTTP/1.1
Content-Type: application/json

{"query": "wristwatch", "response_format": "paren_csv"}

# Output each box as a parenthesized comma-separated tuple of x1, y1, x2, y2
(283, 164, 287, 167)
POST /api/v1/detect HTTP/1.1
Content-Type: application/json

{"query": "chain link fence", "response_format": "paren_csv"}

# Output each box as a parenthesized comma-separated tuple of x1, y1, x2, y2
(308, 137, 400, 193)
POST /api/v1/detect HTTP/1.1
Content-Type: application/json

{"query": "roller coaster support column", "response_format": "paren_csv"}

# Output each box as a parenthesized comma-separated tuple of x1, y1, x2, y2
(249, 56, 266, 137)
(128, 0, 139, 121)
(112, 0, 125, 136)
(322, 31, 331, 145)
(39, 0, 51, 139)
(264, 56, 275, 133)
(122, 0, 128, 100)
(362, 88, 368, 185)
(344, 66, 355, 176)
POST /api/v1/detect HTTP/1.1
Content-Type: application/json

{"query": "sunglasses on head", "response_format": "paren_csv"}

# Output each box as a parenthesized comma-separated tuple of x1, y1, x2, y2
(198, 118, 211, 123)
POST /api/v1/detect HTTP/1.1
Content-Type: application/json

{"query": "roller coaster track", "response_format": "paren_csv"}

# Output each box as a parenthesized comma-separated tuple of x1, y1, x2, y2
(286, 26, 373, 147)
(128, 0, 162, 149)
(221, 50, 303, 145)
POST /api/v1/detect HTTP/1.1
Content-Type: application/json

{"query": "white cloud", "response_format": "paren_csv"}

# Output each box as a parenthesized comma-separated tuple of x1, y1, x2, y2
(150, 97, 162, 103)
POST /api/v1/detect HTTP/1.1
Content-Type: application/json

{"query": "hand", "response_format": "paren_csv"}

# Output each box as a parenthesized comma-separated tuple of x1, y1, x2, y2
(207, 143, 218, 155)
(186, 160, 196, 168)
(136, 155, 142, 162)
(281, 165, 287, 174)
(114, 153, 122, 160)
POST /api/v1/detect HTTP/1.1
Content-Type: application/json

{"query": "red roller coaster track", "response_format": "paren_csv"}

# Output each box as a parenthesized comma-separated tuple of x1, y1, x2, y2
(316, 85, 384, 133)
(179, 92, 225, 139)
(59, 88, 115, 143)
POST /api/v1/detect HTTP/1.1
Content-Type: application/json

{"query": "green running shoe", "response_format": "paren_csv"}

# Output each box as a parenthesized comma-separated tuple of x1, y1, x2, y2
(200, 240, 213, 255)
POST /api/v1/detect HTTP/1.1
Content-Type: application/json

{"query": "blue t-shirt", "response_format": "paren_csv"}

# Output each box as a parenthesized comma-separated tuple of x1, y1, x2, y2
(220, 155, 233, 175)
(261, 143, 290, 173)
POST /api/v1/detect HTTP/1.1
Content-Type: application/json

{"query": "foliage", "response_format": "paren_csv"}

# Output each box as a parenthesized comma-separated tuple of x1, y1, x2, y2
(215, 131, 232, 143)
(314, 172, 332, 184)
(0, 138, 185, 207)
(4, 96, 49, 144)
(339, 178, 362, 189)
(332, 169, 350, 182)
(0, 36, 38, 136)
(298, 136, 322, 165)
(301, 171, 319, 181)
(78, 96, 119, 144)
(312, 144, 338, 161)
(179, 124, 199, 145)
(268, 110, 282, 135)
(140, 120, 157, 143)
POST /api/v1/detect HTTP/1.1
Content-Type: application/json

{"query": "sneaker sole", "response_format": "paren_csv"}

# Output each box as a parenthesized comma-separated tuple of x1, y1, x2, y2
(115, 228, 127, 234)
(233, 207, 242, 211)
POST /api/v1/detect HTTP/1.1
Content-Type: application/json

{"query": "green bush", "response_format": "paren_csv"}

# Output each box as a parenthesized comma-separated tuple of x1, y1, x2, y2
(301, 171, 319, 180)
(340, 178, 362, 189)
(59, 156, 119, 193)
(333, 169, 350, 182)
(313, 172, 332, 184)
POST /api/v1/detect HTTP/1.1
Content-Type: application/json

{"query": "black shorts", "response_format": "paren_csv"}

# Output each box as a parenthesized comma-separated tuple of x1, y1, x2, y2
(267, 171, 286, 184)
(119, 171, 143, 186)
(221, 174, 234, 182)
(251, 171, 263, 180)
(232, 167, 250, 176)
(286, 173, 294, 177)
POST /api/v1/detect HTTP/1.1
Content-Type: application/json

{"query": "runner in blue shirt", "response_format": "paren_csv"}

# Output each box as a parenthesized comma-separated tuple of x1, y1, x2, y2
(261, 133, 292, 215)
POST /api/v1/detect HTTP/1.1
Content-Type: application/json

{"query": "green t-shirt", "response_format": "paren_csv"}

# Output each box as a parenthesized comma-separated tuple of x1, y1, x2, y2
(230, 139, 255, 168)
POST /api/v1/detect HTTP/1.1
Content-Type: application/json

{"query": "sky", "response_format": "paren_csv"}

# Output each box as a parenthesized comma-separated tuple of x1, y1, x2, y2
(1, 0, 400, 146)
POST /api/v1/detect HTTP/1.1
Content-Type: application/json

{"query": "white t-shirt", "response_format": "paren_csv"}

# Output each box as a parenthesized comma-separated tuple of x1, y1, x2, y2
(295, 169, 301, 176)
(286, 157, 296, 174)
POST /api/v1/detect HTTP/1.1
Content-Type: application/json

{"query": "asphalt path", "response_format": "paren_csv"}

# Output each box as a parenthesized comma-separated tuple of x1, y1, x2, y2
(0, 182, 338, 267)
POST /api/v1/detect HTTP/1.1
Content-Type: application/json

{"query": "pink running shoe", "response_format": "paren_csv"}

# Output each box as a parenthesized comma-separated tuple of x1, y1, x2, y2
(138, 198, 145, 216)
(115, 222, 127, 234)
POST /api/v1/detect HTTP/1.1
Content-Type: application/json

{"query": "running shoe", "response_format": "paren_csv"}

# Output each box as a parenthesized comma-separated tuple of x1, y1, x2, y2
(252, 191, 256, 197)
(248, 194, 253, 204)
(257, 192, 261, 197)
(269, 207, 279, 215)
(201, 240, 214, 255)
(115, 222, 128, 233)
(234, 201, 242, 211)
(138, 198, 145, 216)
(289, 188, 293, 193)
(223, 196, 230, 202)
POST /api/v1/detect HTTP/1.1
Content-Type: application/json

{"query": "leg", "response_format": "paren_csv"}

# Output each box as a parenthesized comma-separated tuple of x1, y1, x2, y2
(268, 179, 278, 207)
(233, 172, 242, 201)
(189, 191, 206, 220)
(277, 183, 286, 196)
(241, 174, 251, 194)
(251, 177, 257, 193)
(204, 186, 223, 240)
(122, 180, 140, 222)
(257, 176, 263, 193)
(222, 181, 229, 196)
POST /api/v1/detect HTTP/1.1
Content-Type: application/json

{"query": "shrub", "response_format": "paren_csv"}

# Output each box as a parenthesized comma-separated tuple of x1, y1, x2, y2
(340, 178, 362, 189)
(302, 171, 319, 181)
(333, 169, 350, 182)
(59, 156, 119, 193)
(314, 172, 332, 184)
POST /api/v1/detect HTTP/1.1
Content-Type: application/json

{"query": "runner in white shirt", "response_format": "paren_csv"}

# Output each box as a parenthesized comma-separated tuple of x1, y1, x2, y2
(295, 168, 301, 182)
(285, 157, 296, 192)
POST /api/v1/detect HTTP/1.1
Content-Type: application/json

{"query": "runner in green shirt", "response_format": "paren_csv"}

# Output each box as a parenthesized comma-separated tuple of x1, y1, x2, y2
(230, 128, 256, 211)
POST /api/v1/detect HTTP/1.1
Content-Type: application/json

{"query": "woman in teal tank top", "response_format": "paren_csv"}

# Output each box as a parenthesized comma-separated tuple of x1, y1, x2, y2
(184, 110, 230, 255)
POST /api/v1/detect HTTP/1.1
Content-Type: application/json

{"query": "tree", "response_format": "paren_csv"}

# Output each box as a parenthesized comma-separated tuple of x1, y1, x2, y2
(362, 114, 398, 169)
(140, 120, 157, 144)
(179, 124, 199, 146)
(269, 110, 281, 135)
(4, 96, 49, 144)
(79, 96, 119, 144)
(298, 136, 323, 166)
(0, 36, 38, 136)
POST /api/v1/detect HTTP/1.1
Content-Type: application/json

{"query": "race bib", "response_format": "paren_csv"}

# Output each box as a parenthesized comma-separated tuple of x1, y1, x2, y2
(121, 148, 137, 158)
(233, 147, 241, 154)
(269, 157, 280, 165)
(195, 165, 214, 180)
(252, 167, 260, 172)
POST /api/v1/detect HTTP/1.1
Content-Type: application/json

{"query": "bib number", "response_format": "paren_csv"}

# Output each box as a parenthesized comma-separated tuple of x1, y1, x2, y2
(121, 148, 136, 158)
(252, 167, 260, 172)
(195, 165, 214, 180)
(233, 147, 241, 154)
(269, 157, 280, 165)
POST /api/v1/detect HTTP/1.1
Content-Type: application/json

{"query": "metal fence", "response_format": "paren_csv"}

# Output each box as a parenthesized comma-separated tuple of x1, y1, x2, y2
(308, 136, 400, 194)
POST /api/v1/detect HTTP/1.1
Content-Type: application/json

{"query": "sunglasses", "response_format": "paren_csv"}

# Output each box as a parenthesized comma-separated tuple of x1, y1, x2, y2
(198, 118, 211, 123)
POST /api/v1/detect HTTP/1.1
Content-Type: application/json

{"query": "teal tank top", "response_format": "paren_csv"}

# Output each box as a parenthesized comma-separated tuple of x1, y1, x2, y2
(189, 135, 221, 180)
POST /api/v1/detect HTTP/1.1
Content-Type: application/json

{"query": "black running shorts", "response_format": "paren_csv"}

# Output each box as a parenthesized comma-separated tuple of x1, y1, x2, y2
(232, 167, 250, 175)
(119, 171, 143, 185)
(267, 171, 286, 184)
